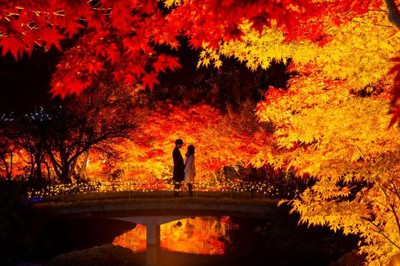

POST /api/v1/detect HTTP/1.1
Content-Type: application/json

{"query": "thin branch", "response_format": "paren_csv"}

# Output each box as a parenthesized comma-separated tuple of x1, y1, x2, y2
(390, 178, 400, 237)
(391, 179, 400, 201)
(366, 219, 400, 250)
(385, 0, 400, 30)
(378, 182, 400, 239)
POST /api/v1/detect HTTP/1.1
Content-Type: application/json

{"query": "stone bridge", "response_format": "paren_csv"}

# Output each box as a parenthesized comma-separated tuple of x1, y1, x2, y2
(35, 194, 278, 266)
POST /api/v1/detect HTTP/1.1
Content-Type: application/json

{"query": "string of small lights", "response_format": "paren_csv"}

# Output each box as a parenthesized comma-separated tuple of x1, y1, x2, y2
(27, 179, 299, 202)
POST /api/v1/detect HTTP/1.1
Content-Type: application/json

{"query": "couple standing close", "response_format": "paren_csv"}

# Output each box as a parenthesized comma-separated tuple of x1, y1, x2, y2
(172, 139, 195, 197)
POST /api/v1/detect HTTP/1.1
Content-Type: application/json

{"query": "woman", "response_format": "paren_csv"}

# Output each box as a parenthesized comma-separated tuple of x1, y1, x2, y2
(184, 145, 196, 196)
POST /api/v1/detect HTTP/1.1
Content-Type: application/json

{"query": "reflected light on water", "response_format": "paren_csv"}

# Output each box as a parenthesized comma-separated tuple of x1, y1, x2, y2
(113, 216, 237, 255)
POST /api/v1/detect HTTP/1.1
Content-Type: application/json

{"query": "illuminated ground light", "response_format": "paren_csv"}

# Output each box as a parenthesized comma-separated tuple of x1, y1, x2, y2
(113, 216, 238, 255)
(27, 180, 289, 201)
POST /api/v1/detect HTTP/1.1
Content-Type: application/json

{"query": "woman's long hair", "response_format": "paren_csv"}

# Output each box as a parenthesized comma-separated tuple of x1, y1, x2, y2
(186, 145, 195, 157)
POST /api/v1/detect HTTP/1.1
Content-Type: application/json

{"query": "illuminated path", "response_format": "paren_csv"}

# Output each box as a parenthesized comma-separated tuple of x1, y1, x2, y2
(35, 193, 278, 266)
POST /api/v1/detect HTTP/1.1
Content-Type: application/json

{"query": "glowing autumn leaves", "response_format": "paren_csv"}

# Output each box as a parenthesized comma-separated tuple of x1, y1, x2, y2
(0, 0, 381, 96)
(193, 1, 400, 263)
(0, 0, 181, 96)
(114, 216, 234, 255)
(249, 8, 400, 266)
(93, 103, 271, 182)
(3, 0, 400, 264)
(201, 10, 400, 89)
(0, 7, 66, 59)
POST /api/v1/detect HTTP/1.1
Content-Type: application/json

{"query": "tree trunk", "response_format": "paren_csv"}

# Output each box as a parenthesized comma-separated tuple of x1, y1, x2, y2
(35, 154, 43, 181)
(1, 151, 14, 181)
(78, 150, 90, 180)
(8, 152, 13, 181)
(28, 155, 35, 182)
(44, 159, 52, 181)
(60, 162, 72, 183)
(49, 154, 61, 179)
(69, 157, 78, 181)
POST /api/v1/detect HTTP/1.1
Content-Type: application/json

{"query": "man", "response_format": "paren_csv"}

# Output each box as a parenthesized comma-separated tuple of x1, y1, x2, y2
(172, 139, 184, 197)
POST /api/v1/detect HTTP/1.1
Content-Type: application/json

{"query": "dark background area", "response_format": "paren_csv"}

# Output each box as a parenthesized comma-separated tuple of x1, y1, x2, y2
(0, 38, 290, 113)
(0, 50, 58, 112)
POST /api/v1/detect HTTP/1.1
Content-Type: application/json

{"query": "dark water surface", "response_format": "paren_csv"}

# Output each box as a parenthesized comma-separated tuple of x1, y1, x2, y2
(39, 210, 357, 266)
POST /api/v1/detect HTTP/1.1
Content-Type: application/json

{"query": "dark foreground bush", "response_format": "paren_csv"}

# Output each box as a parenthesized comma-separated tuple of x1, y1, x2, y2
(47, 244, 143, 266)
(0, 181, 46, 265)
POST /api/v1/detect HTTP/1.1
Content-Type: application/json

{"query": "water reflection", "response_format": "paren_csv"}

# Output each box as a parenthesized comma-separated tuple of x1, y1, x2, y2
(113, 216, 237, 255)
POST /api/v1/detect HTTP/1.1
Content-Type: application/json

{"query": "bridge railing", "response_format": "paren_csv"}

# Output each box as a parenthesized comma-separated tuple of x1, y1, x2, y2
(27, 179, 298, 202)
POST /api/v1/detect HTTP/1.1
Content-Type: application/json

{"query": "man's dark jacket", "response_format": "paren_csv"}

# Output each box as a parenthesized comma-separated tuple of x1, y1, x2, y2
(172, 147, 184, 181)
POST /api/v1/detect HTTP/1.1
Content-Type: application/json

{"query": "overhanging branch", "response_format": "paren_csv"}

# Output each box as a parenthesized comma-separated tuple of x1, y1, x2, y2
(385, 0, 400, 29)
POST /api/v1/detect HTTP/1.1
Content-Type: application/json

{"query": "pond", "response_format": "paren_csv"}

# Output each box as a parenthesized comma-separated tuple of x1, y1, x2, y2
(113, 216, 234, 255)
(42, 211, 358, 266)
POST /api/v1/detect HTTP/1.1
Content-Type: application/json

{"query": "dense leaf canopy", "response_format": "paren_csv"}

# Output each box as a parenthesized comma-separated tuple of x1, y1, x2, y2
(3, 0, 400, 264)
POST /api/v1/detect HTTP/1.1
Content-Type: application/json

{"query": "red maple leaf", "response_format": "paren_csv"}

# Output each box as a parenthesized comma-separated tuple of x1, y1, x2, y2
(64, 20, 84, 38)
(41, 27, 64, 51)
(141, 71, 160, 91)
(51, 77, 91, 98)
(188, 37, 202, 49)
(0, 36, 25, 60)
(9, 19, 23, 34)
(388, 105, 400, 128)
(389, 60, 400, 106)
(164, 55, 181, 71)
(105, 43, 120, 65)
(127, 64, 145, 78)
(87, 60, 104, 75)
(124, 73, 137, 84)
(141, 0, 158, 14)
(153, 54, 181, 73)
(23, 31, 39, 56)
(153, 56, 166, 73)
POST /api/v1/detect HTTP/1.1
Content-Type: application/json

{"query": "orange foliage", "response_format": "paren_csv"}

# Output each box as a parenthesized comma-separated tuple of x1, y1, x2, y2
(85, 103, 271, 183)
(0, 148, 29, 179)
(113, 216, 236, 255)
(0, 0, 381, 96)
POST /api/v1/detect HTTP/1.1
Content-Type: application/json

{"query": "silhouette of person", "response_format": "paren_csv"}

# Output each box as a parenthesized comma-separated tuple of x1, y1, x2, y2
(172, 139, 184, 197)
(184, 145, 196, 196)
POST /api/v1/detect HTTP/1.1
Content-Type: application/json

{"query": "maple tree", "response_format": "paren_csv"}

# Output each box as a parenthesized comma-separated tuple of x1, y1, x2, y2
(0, 114, 16, 181)
(3, 0, 400, 264)
(0, 0, 381, 97)
(42, 80, 139, 182)
(255, 72, 400, 265)
(4, 108, 52, 183)
(84, 102, 271, 184)
(0, 78, 139, 183)
(198, 4, 400, 265)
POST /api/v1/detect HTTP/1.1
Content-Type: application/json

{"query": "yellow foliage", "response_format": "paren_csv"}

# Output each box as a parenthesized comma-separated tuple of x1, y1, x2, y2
(256, 70, 400, 264)
(163, 0, 182, 8)
(199, 7, 400, 90)
(201, 5, 400, 263)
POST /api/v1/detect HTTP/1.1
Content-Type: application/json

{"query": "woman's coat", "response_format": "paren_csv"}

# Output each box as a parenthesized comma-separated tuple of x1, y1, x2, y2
(184, 154, 195, 183)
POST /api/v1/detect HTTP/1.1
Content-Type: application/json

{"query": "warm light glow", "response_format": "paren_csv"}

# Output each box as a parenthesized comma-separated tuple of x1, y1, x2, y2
(27, 180, 287, 201)
(113, 216, 237, 255)
(113, 224, 146, 252)
(2, 0, 400, 264)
